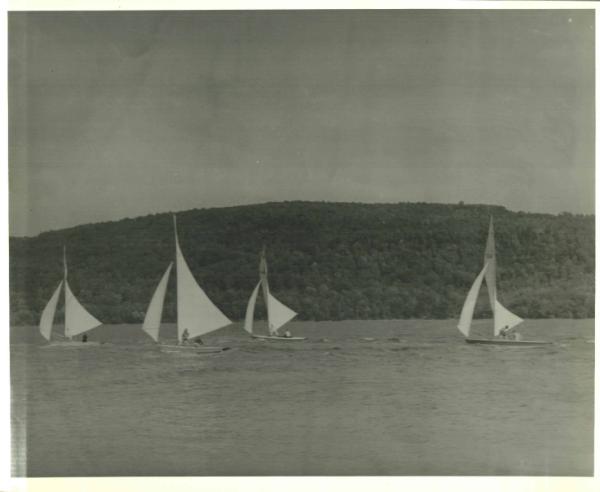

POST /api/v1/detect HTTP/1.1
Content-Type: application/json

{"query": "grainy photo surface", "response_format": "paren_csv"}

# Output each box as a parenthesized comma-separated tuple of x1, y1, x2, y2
(8, 10, 594, 477)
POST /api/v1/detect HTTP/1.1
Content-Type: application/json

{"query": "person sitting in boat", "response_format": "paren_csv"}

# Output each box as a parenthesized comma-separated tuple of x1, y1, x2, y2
(512, 331, 523, 341)
(284, 331, 292, 338)
(500, 326, 510, 339)
(181, 329, 190, 345)
(82, 334, 88, 343)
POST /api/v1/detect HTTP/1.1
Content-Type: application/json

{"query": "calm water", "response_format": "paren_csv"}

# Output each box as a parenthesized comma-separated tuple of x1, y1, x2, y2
(11, 319, 593, 476)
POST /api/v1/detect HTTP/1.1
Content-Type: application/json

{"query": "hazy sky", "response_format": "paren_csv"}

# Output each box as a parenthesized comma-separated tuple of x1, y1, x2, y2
(9, 10, 594, 237)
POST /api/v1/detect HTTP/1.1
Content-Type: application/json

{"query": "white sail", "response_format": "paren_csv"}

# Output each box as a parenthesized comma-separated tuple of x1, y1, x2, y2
(64, 280, 102, 338)
(267, 291, 297, 334)
(39, 281, 63, 341)
(174, 223, 231, 341)
(142, 263, 173, 342)
(457, 262, 489, 338)
(243, 281, 262, 334)
(493, 299, 524, 336)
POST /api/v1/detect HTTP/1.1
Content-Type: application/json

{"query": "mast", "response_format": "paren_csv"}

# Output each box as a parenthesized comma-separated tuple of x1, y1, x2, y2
(259, 246, 272, 334)
(63, 245, 70, 340)
(63, 245, 68, 281)
(173, 214, 178, 338)
(482, 217, 523, 337)
(483, 216, 497, 320)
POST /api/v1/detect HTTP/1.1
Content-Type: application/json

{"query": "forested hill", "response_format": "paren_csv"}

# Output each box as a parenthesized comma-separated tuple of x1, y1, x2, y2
(10, 201, 594, 325)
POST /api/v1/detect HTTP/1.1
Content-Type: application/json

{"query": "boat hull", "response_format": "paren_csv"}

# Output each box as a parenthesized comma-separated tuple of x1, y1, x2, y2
(251, 334, 306, 341)
(465, 338, 551, 346)
(159, 344, 229, 354)
(41, 341, 102, 349)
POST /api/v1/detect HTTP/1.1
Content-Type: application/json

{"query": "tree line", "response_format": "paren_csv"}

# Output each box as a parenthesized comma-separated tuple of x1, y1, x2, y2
(9, 201, 594, 325)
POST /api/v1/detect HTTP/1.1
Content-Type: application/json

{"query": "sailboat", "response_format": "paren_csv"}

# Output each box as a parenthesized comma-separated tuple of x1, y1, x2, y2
(39, 247, 103, 348)
(457, 218, 550, 346)
(243, 247, 305, 341)
(141, 215, 232, 353)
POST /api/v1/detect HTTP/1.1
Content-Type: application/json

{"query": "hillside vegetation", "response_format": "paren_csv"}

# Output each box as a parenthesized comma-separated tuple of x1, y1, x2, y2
(10, 201, 594, 325)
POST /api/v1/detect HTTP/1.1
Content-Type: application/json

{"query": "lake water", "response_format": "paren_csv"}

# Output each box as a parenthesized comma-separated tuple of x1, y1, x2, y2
(10, 319, 593, 477)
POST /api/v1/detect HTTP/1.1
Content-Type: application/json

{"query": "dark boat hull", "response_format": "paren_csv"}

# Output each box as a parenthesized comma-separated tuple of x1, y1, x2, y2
(465, 338, 551, 346)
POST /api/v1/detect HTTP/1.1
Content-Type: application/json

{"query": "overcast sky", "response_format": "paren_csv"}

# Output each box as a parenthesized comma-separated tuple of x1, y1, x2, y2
(8, 10, 594, 237)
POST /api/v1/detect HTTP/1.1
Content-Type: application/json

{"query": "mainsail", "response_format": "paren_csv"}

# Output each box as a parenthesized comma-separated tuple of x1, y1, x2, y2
(174, 217, 231, 341)
(493, 299, 524, 336)
(243, 281, 262, 334)
(267, 291, 297, 334)
(457, 263, 489, 338)
(142, 263, 173, 342)
(64, 280, 102, 338)
(39, 281, 63, 341)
